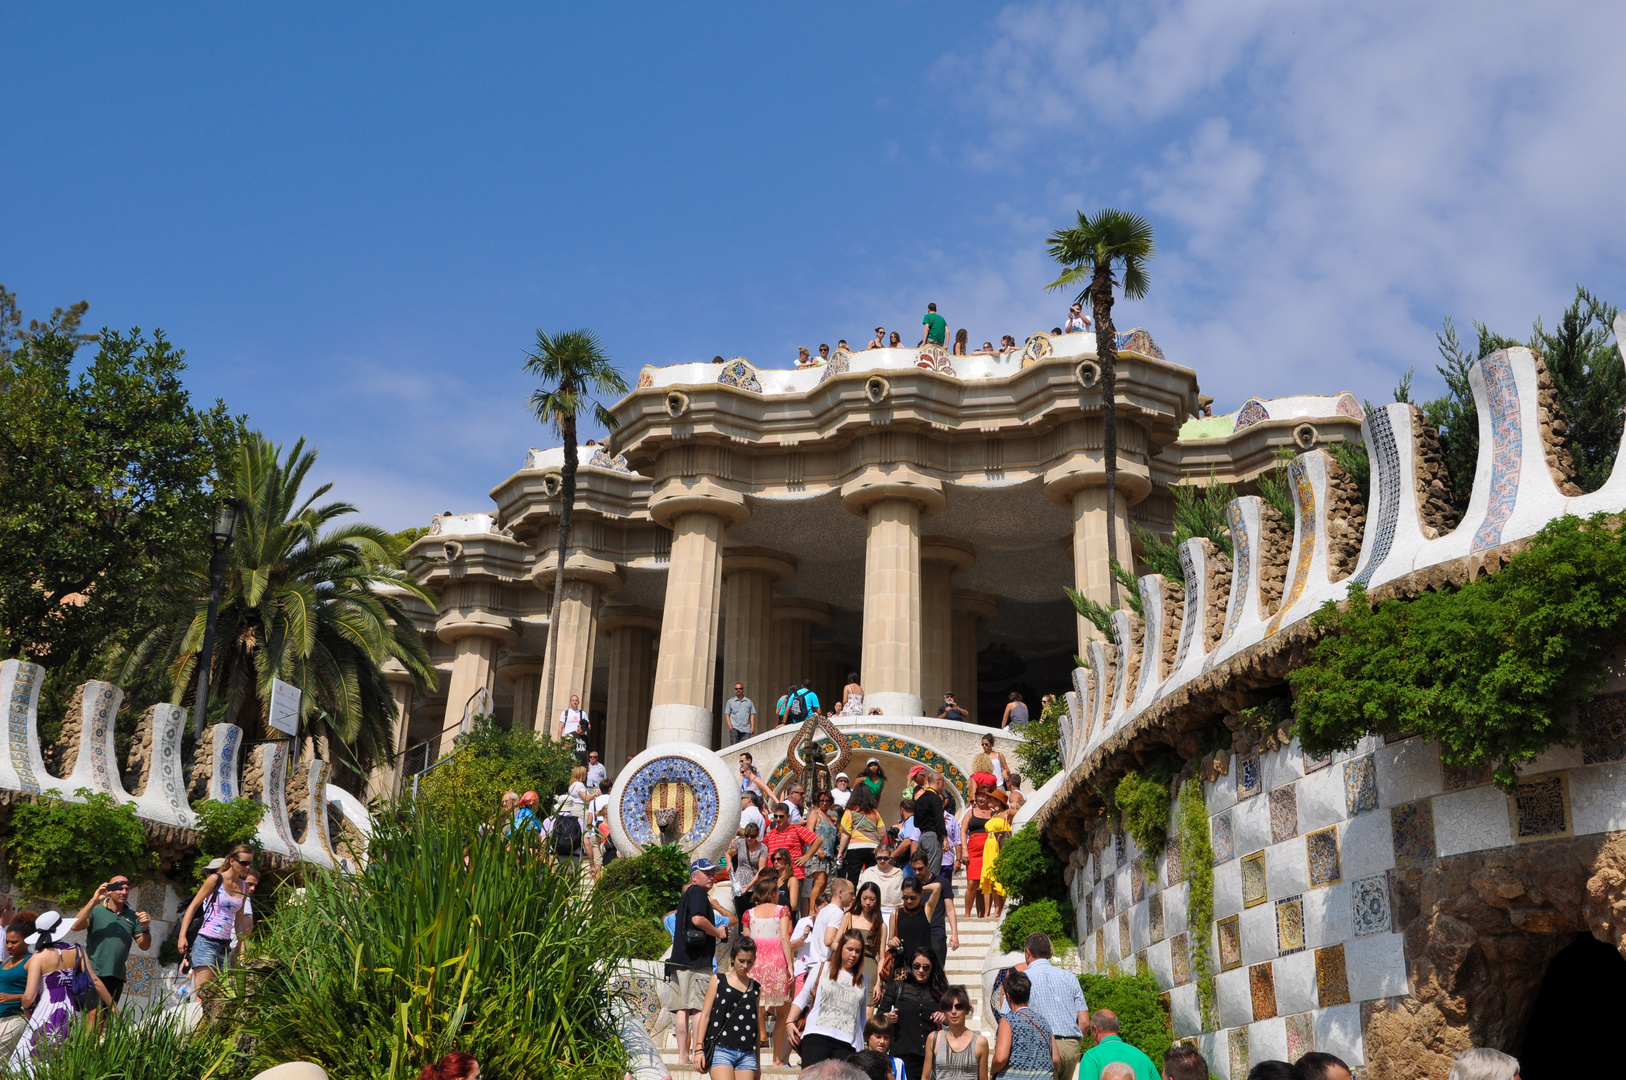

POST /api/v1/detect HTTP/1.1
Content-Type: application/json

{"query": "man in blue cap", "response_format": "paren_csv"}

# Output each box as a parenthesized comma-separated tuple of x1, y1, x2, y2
(670, 859, 729, 1062)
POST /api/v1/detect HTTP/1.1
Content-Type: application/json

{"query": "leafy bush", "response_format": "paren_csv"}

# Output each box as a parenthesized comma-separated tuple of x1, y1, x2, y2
(1290, 514, 1626, 788)
(1079, 969, 1173, 1068)
(21, 1005, 243, 1080)
(614, 915, 675, 961)
(993, 823, 1068, 908)
(1016, 700, 1064, 786)
(219, 804, 631, 1080)
(414, 716, 578, 817)
(999, 897, 1073, 953)
(192, 797, 265, 853)
(10, 790, 157, 904)
(597, 843, 689, 919)
(1114, 771, 1171, 855)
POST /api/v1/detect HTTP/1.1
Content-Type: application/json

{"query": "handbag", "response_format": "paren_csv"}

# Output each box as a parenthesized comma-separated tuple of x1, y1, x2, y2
(67, 946, 97, 1009)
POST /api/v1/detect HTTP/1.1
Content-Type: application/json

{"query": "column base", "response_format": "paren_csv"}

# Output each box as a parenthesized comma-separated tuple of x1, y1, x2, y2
(647, 703, 713, 746)
(864, 692, 924, 718)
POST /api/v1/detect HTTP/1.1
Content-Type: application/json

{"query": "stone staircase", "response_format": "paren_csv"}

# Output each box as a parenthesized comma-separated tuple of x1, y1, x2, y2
(662, 870, 1007, 1078)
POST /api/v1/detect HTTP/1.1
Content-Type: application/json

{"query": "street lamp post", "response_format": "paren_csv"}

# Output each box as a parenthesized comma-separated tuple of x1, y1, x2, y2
(192, 498, 245, 740)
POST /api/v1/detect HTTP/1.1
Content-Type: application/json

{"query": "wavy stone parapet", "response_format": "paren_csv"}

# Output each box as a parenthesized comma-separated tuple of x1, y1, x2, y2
(0, 658, 366, 866)
(1047, 343, 1626, 809)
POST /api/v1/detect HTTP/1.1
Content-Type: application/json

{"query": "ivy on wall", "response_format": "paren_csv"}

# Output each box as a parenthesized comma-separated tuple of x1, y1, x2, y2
(1289, 514, 1626, 788)
(1176, 778, 1216, 1029)
(1115, 771, 1172, 856)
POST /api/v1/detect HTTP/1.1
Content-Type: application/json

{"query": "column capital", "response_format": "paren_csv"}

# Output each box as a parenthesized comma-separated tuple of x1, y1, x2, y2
(381, 658, 419, 686)
(951, 588, 999, 620)
(434, 610, 519, 647)
(529, 551, 625, 596)
(494, 651, 546, 682)
(722, 546, 798, 583)
(598, 605, 663, 635)
(921, 536, 975, 574)
(648, 477, 750, 531)
(771, 597, 833, 627)
(840, 466, 945, 517)
(1042, 454, 1154, 507)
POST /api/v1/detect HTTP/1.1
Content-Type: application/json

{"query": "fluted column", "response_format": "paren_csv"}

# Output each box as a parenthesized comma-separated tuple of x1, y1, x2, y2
(842, 468, 945, 718)
(722, 549, 797, 715)
(648, 484, 750, 746)
(951, 591, 997, 725)
(1069, 488, 1135, 648)
(496, 652, 544, 733)
(920, 538, 974, 709)
(436, 603, 518, 754)
(601, 607, 661, 769)
(530, 553, 623, 737)
(769, 598, 831, 711)
(369, 661, 419, 800)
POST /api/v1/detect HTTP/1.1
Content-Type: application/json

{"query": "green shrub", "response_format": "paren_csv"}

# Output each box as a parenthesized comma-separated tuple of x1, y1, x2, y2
(1177, 778, 1216, 1029)
(993, 823, 1068, 908)
(10, 789, 158, 904)
(999, 897, 1073, 954)
(20, 1005, 243, 1080)
(1114, 771, 1171, 855)
(192, 796, 265, 853)
(597, 843, 689, 919)
(612, 915, 675, 961)
(1290, 514, 1626, 788)
(1016, 701, 1064, 786)
(1079, 969, 1173, 1068)
(413, 716, 578, 817)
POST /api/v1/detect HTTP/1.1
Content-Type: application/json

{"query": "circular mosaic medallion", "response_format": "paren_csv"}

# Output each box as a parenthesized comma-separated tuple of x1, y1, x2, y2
(608, 743, 740, 862)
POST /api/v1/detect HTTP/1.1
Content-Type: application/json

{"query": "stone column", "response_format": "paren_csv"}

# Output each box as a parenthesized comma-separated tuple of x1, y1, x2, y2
(600, 607, 661, 770)
(436, 611, 516, 753)
(368, 661, 420, 801)
(920, 538, 974, 710)
(722, 549, 797, 724)
(951, 591, 998, 725)
(842, 469, 945, 717)
(1068, 488, 1135, 648)
(648, 484, 750, 746)
(530, 554, 623, 737)
(769, 598, 831, 715)
(495, 653, 543, 733)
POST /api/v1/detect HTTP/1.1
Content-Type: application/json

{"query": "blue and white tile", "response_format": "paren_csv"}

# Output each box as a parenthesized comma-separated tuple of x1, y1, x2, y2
(1214, 858, 1243, 919)
(1434, 787, 1514, 856)
(1376, 739, 1443, 807)
(1314, 1004, 1366, 1066)
(1345, 933, 1408, 1001)
(1339, 811, 1396, 881)
(1274, 951, 1319, 1015)
(1302, 882, 1353, 950)
(1571, 763, 1626, 835)
(1217, 968, 1254, 1030)
(1240, 902, 1277, 966)
(1266, 835, 1310, 898)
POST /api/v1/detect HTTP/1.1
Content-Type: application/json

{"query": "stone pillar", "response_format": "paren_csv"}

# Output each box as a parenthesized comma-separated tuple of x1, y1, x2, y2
(812, 642, 851, 712)
(769, 598, 831, 717)
(648, 484, 750, 746)
(722, 549, 797, 722)
(495, 653, 544, 733)
(368, 661, 420, 801)
(920, 538, 975, 710)
(951, 591, 998, 725)
(1069, 487, 1135, 648)
(530, 554, 623, 737)
(842, 469, 945, 717)
(435, 607, 517, 754)
(600, 607, 661, 771)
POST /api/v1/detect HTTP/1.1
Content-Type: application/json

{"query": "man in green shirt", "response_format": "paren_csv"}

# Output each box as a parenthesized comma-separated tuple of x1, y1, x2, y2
(921, 303, 947, 346)
(1075, 1010, 1158, 1080)
(71, 875, 151, 1006)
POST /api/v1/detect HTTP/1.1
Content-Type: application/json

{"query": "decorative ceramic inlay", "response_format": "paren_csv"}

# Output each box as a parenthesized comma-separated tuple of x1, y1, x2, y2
(1285, 1012, 1315, 1060)
(85, 683, 118, 793)
(816, 349, 851, 384)
(619, 755, 721, 848)
(1115, 327, 1165, 361)
(1171, 931, 1192, 985)
(1118, 912, 1131, 957)
(1211, 811, 1235, 864)
(766, 732, 969, 802)
(717, 358, 762, 392)
(1103, 874, 1115, 918)
(1351, 874, 1392, 937)
(1131, 856, 1146, 903)
(1266, 456, 1317, 635)
(1019, 332, 1053, 369)
(1344, 754, 1378, 816)
(1390, 800, 1438, 867)
(1241, 851, 1268, 908)
(217, 726, 242, 801)
(1352, 406, 1401, 588)
(1315, 944, 1351, 1006)
(1218, 914, 1243, 971)
(1206, 501, 1253, 668)
(1233, 398, 1271, 432)
(1580, 694, 1626, 764)
(1148, 891, 1164, 943)
(7, 662, 41, 794)
(1229, 1027, 1250, 1079)
(1306, 826, 1341, 887)
(1238, 756, 1262, 800)
(1166, 838, 1184, 883)
(1513, 775, 1569, 840)
(1270, 783, 1299, 843)
(1276, 894, 1306, 955)
(1173, 540, 1200, 672)
(1443, 760, 1495, 791)
(1471, 350, 1522, 554)
(1249, 961, 1278, 1021)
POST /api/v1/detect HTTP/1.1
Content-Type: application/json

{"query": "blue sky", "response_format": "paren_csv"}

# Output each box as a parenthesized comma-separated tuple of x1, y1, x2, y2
(8, 2, 1623, 528)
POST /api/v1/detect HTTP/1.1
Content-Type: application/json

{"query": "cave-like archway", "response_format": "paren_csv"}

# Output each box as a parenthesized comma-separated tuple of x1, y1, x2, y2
(1518, 933, 1626, 1079)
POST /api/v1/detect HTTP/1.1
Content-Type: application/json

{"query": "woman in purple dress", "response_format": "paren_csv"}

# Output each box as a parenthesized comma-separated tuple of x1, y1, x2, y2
(8, 910, 111, 1070)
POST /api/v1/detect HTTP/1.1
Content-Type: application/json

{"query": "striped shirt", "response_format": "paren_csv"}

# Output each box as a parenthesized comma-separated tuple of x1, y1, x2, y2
(764, 823, 820, 879)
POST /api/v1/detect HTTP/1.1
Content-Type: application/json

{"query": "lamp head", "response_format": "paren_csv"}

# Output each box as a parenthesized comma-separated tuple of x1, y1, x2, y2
(212, 498, 246, 544)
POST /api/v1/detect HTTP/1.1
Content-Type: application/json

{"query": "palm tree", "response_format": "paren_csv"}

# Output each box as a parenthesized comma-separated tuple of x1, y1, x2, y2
(524, 329, 628, 739)
(1045, 209, 1155, 608)
(168, 432, 436, 776)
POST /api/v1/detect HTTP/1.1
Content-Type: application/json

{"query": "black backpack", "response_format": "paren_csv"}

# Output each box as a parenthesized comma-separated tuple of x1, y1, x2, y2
(552, 814, 583, 856)
(787, 690, 808, 721)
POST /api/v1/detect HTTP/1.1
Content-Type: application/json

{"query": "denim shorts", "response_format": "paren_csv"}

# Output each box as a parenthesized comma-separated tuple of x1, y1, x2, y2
(191, 934, 232, 971)
(711, 1044, 758, 1072)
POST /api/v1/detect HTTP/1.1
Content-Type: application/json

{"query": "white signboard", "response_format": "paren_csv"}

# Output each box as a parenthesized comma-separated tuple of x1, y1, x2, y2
(268, 678, 302, 737)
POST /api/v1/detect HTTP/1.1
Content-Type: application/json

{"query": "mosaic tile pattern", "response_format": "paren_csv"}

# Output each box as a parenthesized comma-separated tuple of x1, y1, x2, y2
(1443, 760, 1495, 791)
(1315, 944, 1351, 1007)
(1276, 894, 1306, 955)
(1132, 856, 1146, 903)
(1166, 838, 1184, 883)
(1118, 912, 1131, 957)
(1265, 456, 1318, 635)
(1514, 775, 1569, 839)
(618, 755, 721, 848)
(1391, 800, 1438, 867)
(1218, 914, 1243, 971)
(1580, 694, 1626, 764)
(1104, 875, 1116, 918)
(1306, 826, 1341, 887)
(1229, 1027, 1250, 1079)
(717, 358, 763, 392)
(1270, 783, 1300, 843)
(1238, 756, 1262, 799)
(1250, 962, 1278, 1021)
(1148, 891, 1165, 943)
(1345, 754, 1379, 816)
(1207, 500, 1253, 668)
(1171, 932, 1192, 985)
(1285, 1012, 1315, 1060)
(1241, 851, 1268, 908)
(1211, 811, 1235, 864)
(1352, 406, 1402, 588)
(816, 349, 850, 384)
(1352, 874, 1392, 937)
(1173, 540, 1201, 671)
(1234, 398, 1271, 432)
(1470, 350, 1523, 554)
(1095, 928, 1106, 965)
(1201, 989, 1220, 1033)
(1116, 327, 1165, 361)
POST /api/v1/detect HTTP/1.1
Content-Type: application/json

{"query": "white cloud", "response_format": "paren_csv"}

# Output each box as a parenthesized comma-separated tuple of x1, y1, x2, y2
(944, 0, 1626, 409)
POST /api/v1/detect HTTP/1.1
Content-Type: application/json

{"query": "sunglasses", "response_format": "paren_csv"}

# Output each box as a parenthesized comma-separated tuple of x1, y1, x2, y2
(947, 1003, 968, 1013)
(235, 858, 254, 867)
(107, 882, 130, 890)
(910, 962, 933, 971)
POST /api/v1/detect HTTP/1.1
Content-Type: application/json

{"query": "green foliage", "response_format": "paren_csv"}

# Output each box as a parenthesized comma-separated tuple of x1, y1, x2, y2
(391, 525, 430, 551)
(220, 805, 631, 1080)
(1177, 779, 1215, 1030)
(1078, 969, 1174, 1068)
(1016, 699, 1064, 786)
(10, 790, 158, 905)
(1066, 556, 1142, 636)
(1290, 514, 1626, 788)
(999, 897, 1072, 953)
(993, 823, 1070, 916)
(191, 797, 265, 854)
(1254, 448, 1298, 523)
(1114, 772, 1172, 855)
(414, 716, 578, 818)
(1330, 438, 1372, 509)
(1133, 477, 1236, 582)
(17, 1004, 244, 1080)
(596, 843, 690, 920)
